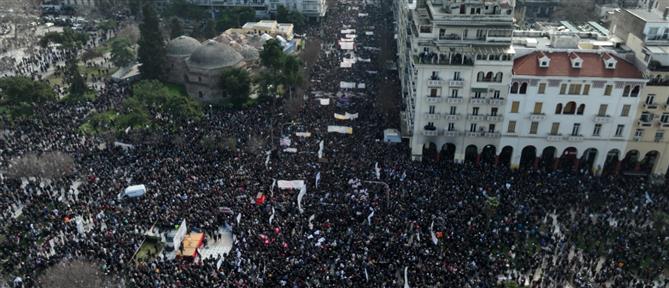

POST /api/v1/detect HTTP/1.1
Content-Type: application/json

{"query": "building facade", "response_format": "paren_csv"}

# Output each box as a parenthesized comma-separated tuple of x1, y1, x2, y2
(503, 51, 646, 174)
(396, 0, 515, 162)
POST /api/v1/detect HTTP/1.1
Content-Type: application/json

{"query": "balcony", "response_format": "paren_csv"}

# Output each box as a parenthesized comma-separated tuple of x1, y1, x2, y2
(423, 129, 440, 136)
(444, 114, 462, 121)
(424, 113, 441, 120)
(486, 115, 503, 122)
(448, 79, 464, 88)
(469, 98, 488, 105)
(426, 96, 443, 103)
(489, 98, 505, 106)
(467, 114, 486, 121)
(427, 79, 444, 87)
(466, 131, 483, 137)
(643, 103, 659, 109)
(593, 115, 611, 124)
(529, 113, 546, 121)
(485, 132, 502, 138)
(567, 135, 584, 142)
(445, 97, 464, 104)
(546, 134, 562, 142)
(637, 120, 654, 127)
(444, 130, 460, 137)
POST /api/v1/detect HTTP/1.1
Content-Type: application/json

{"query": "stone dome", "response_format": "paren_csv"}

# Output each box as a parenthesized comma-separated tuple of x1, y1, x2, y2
(187, 40, 244, 69)
(166, 36, 201, 56)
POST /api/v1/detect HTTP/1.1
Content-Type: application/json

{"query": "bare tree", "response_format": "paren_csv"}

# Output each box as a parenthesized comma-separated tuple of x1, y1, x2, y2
(245, 134, 266, 155)
(284, 96, 304, 120)
(116, 24, 140, 45)
(7, 152, 75, 179)
(37, 260, 123, 288)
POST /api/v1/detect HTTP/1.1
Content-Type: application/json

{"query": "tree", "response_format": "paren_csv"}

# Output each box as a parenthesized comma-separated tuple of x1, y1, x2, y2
(281, 55, 303, 98)
(39, 28, 89, 50)
(7, 151, 75, 179)
(163, 0, 208, 20)
(260, 39, 284, 71)
(137, 3, 166, 80)
(220, 68, 251, 106)
(110, 37, 136, 67)
(0, 76, 56, 117)
(66, 59, 87, 98)
(203, 19, 218, 39)
(130, 80, 202, 122)
(37, 260, 123, 288)
(169, 17, 184, 39)
(275, 5, 305, 32)
(216, 7, 257, 32)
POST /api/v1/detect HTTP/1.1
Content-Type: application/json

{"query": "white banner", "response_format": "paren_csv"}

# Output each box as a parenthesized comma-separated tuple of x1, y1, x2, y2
(327, 126, 353, 134)
(340, 29, 356, 34)
(173, 219, 188, 252)
(295, 132, 312, 138)
(340, 81, 356, 89)
(277, 180, 305, 190)
(283, 148, 298, 153)
(334, 112, 359, 120)
(318, 98, 330, 106)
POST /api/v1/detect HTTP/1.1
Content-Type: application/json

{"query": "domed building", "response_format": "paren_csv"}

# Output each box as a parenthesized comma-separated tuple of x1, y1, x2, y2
(166, 36, 201, 84)
(184, 40, 245, 102)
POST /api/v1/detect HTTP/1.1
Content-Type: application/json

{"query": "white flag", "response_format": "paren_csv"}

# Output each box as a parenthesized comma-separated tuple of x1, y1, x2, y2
(430, 221, 438, 245)
(367, 208, 374, 225)
(270, 179, 276, 197)
(236, 213, 242, 225)
(374, 162, 381, 180)
(297, 185, 307, 213)
(318, 140, 324, 159)
(404, 266, 410, 288)
(364, 267, 369, 282)
(265, 151, 271, 168)
(269, 207, 275, 225)
(308, 214, 315, 230)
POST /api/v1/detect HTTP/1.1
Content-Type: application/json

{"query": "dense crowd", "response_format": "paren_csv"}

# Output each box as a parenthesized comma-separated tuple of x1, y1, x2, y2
(0, 0, 668, 287)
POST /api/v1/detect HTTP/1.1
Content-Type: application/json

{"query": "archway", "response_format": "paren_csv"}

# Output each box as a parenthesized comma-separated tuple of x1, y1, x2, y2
(559, 147, 578, 171)
(602, 149, 620, 175)
(640, 151, 660, 174)
(464, 145, 478, 163)
(540, 146, 557, 170)
(519, 146, 536, 169)
(422, 142, 438, 163)
(480, 145, 496, 165)
(499, 146, 513, 167)
(580, 148, 598, 173)
(621, 150, 640, 173)
(440, 143, 456, 162)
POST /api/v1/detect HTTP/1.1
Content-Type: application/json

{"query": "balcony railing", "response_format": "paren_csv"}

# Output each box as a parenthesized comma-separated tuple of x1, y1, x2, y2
(593, 114, 611, 124)
(567, 135, 584, 142)
(426, 96, 443, 103)
(444, 114, 462, 121)
(485, 131, 501, 138)
(546, 134, 562, 142)
(529, 113, 546, 121)
(466, 131, 483, 137)
(423, 129, 440, 136)
(467, 114, 486, 121)
(427, 79, 444, 86)
(444, 130, 460, 137)
(445, 97, 464, 104)
(489, 98, 505, 106)
(469, 98, 488, 105)
(424, 112, 441, 120)
(643, 103, 659, 109)
(448, 79, 464, 88)
(486, 115, 504, 122)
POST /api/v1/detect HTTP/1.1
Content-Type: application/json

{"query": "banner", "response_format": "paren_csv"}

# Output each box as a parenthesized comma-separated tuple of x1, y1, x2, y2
(295, 132, 312, 138)
(277, 180, 305, 190)
(280, 137, 291, 147)
(318, 98, 330, 106)
(334, 112, 359, 120)
(283, 148, 298, 153)
(327, 126, 353, 134)
(173, 219, 188, 252)
(340, 81, 356, 89)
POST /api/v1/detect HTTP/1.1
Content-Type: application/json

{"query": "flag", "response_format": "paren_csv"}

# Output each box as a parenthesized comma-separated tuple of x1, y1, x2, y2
(374, 162, 381, 180)
(315, 172, 321, 188)
(318, 140, 324, 158)
(364, 267, 369, 282)
(255, 193, 266, 206)
(269, 207, 275, 225)
(236, 213, 241, 224)
(265, 151, 271, 168)
(297, 185, 307, 213)
(308, 214, 315, 230)
(270, 179, 276, 197)
(367, 208, 374, 225)
(404, 266, 410, 288)
(280, 137, 291, 147)
(430, 221, 438, 245)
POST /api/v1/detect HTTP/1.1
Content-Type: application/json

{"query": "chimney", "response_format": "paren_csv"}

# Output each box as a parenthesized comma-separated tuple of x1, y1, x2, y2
(664, 7, 669, 20)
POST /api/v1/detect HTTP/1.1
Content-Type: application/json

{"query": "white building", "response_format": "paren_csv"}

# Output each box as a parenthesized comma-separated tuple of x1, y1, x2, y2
(396, 0, 516, 162)
(502, 51, 646, 173)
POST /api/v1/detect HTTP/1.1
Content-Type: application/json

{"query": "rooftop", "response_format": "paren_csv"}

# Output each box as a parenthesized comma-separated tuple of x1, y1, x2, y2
(513, 51, 643, 79)
(626, 8, 669, 22)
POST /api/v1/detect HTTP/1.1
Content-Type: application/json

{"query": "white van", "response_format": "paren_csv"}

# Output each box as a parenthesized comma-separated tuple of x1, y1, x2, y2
(118, 184, 146, 200)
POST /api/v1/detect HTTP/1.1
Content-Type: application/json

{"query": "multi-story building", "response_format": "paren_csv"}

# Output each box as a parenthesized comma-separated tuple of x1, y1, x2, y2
(396, 0, 515, 162)
(502, 51, 646, 174)
(610, 7, 669, 175)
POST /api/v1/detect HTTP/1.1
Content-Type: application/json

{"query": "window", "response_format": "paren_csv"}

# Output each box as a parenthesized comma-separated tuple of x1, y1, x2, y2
(511, 101, 519, 113)
(568, 84, 582, 95)
(538, 83, 546, 94)
(507, 121, 516, 133)
(604, 85, 613, 96)
(555, 103, 563, 114)
(470, 123, 478, 132)
(646, 94, 655, 105)
(551, 122, 560, 135)
(519, 83, 528, 94)
(615, 124, 624, 137)
(431, 71, 440, 80)
(492, 90, 501, 99)
(529, 122, 539, 134)
(661, 113, 669, 123)
(490, 107, 498, 116)
(577, 104, 585, 115)
(511, 82, 519, 93)
(494, 72, 503, 82)
(477, 71, 484, 81)
(598, 104, 608, 116)
(533, 102, 543, 114)
(635, 129, 644, 138)
(559, 84, 567, 95)
(448, 123, 455, 131)
(485, 72, 494, 81)
(640, 112, 654, 122)
(621, 105, 631, 117)
(450, 106, 457, 115)
(488, 124, 496, 133)
(427, 122, 435, 129)
(655, 131, 664, 141)
(451, 89, 459, 97)
(472, 107, 480, 115)
(474, 91, 482, 98)
(571, 123, 581, 136)
(582, 84, 590, 95)
(453, 71, 461, 80)
(430, 88, 439, 97)
(563, 102, 577, 114)
(622, 85, 631, 97)
(429, 105, 436, 114)
(593, 124, 602, 136)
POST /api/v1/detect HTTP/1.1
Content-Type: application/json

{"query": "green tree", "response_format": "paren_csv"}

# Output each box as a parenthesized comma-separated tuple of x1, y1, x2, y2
(163, 0, 208, 20)
(169, 17, 184, 39)
(39, 28, 89, 49)
(66, 60, 87, 98)
(281, 55, 303, 98)
(0, 76, 56, 117)
(137, 3, 166, 80)
(220, 68, 251, 106)
(203, 19, 218, 39)
(130, 80, 202, 122)
(216, 7, 257, 32)
(110, 37, 136, 67)
(260, 39, 285, 71)
(275, 5, 305, 32)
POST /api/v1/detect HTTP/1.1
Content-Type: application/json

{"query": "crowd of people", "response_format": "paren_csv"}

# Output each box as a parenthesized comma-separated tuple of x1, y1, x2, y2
(0, 0, 667, 287)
